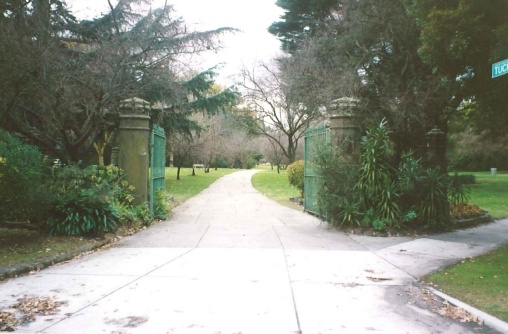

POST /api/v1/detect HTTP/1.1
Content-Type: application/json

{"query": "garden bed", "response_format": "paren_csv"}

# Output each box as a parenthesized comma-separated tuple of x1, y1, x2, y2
(335, 212, 493, 238)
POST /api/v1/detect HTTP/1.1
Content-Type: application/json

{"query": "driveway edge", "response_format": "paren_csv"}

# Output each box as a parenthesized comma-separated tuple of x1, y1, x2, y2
(0, 239, 110, 281)
(427, 286, 508, 334)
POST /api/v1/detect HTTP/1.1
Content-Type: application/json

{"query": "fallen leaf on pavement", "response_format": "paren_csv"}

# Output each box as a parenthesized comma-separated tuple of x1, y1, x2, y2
(0, 311, 18, 332)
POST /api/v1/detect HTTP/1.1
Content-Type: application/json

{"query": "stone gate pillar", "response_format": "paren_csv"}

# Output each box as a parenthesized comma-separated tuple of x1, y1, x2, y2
(117, 97, 151, 205)
(327, 97, 360, 162)
(425, 126, 447, 174)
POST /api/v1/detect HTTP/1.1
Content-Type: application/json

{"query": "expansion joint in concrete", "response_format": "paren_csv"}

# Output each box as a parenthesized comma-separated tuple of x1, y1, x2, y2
(273, 226, 302, 334)
(41, 225, 211, 332)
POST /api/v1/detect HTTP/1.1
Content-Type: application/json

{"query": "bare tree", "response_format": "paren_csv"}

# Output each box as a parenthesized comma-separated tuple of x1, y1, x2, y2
(168, 131, 203, 180)
(237, 60, 323, 163)
(188, 113, 263, 170)
(260, 129, 288, 173)
(223, 131, 262, 169)
(191, 114, 229, 172)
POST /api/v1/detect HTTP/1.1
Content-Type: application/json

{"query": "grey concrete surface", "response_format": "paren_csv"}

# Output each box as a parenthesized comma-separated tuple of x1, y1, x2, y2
(1, 169, 508, 333)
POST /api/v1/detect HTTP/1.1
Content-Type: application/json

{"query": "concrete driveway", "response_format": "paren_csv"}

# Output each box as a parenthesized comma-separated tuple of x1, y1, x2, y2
(1, 169, 507, 333)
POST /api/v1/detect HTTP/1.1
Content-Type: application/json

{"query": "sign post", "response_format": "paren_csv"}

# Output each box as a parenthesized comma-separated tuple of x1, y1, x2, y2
(492, 58, 508, 78)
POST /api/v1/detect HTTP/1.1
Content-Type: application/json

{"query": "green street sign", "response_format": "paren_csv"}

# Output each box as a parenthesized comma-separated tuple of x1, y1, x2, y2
(492, 59, 508, 78)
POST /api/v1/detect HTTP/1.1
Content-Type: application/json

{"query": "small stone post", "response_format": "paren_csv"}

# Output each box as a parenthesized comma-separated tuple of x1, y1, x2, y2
(110, 146, 120, 166)
(425, 126, 447, 174)
(117, 97, 151, 205)
(327, 97, 360, 162)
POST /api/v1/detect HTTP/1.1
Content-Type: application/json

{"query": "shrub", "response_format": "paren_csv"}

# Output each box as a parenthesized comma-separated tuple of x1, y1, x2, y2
(398, 152, 450, 226)
(211, 156, 229, 168)
(287, 160, 305, 196)
(356, 119, 400, 225)
(0, 130, 48, 222)
(133, 203, 154, 224)
(46, 190, 119, 236)
(315, 142, 359, 225)
(448, 173, 471, 206)
(49, 165, 134, 205)
(314, 120, 457, 230)
(154, 189, 170, 220)
(244, 157, 258, 170)
(418, 168, 450, 226)
(46, 165, 137, 236)
(111, 201, 153, 228)
(397, 151, 424, 212)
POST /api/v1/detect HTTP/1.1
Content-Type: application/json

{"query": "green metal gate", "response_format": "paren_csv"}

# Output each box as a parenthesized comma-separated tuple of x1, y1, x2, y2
(304, 123, 329, 214)
(150, 124, 166, 212)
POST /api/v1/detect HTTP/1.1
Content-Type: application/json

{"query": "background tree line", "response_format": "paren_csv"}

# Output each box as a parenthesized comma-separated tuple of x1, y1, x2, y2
(263, 0, 508, 229)
(0, 0, 239, 165)
(267, 0, 508, 168)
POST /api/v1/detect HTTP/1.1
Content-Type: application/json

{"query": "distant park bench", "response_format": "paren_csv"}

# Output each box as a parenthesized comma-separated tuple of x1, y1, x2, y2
(193, 164, 205, 168)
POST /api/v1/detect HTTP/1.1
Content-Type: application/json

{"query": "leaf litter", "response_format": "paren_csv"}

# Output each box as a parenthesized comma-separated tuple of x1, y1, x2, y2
(416, 287, 484, 325)
(0, 311, 17, 332)
(1, 295, 67, 331)
(437, 300, 484, 325)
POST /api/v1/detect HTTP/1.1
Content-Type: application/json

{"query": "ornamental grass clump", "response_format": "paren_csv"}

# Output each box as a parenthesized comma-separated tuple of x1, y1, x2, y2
(46, 190, 120, 236)
(355, 120, 400, 226)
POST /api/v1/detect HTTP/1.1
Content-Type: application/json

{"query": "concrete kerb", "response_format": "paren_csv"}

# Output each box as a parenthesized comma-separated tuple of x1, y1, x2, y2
(0, 239, 111, 281)
(427, 286, 508, 334)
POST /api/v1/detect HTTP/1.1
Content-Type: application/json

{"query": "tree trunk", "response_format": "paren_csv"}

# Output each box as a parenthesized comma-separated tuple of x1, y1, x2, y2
(288, 137, 296, 163)
(93, 142, 105, 166)
(176, 166, 181, 180)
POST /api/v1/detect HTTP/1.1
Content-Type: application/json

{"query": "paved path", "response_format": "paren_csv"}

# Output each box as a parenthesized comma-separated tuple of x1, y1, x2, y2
(1, 170, 508, 333)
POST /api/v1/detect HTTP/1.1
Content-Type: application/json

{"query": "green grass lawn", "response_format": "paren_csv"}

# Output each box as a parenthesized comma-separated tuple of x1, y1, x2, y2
(251, 164, 302, 210)
(425, 170, 508, 322)
(0, 228, 102, 268)
(165, 167, 236, 204)
(467, 171, 508, 219)
(424, 245, 508, 322)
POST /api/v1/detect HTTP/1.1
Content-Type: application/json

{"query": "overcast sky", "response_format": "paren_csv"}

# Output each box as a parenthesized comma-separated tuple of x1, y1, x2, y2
(68, 0, 285, 86)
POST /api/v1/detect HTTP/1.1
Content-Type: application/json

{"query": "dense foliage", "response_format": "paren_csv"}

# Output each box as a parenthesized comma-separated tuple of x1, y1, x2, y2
(315, 121, 472, 231)
(314, 143, 359, 225)
(0, 132, 167, 236)
(270, 0, 508, 167)
(268, 0, 338, 53)
(46, 189, 120, 236)
(0, 0, 238, 164)
(404, 0, 508, 138)
(270, 0, 448, 164)
(46, 165, 162, 236)
(0, 130, 48, 222)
